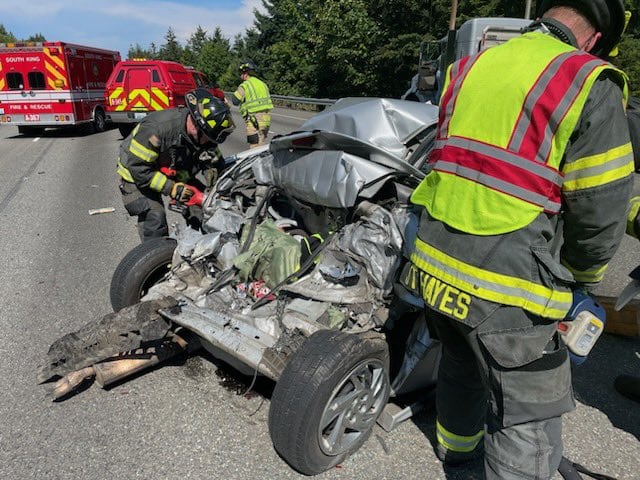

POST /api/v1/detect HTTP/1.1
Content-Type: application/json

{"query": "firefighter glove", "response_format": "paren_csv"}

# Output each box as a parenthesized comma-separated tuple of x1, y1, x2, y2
(184, 186, 204, 207)
(170, 182, 195, 203)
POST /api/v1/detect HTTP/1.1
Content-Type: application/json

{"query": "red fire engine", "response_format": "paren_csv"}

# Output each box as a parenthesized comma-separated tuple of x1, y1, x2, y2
(0, 41, 121, 135)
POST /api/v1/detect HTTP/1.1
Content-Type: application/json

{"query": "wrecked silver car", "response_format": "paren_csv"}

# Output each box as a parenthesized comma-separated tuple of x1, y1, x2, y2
(38, 98, 442, 475)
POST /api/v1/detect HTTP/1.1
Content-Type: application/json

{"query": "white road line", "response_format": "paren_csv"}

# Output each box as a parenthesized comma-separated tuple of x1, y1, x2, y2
(270, 111, 313, 121)
(32, 137, 40, 142)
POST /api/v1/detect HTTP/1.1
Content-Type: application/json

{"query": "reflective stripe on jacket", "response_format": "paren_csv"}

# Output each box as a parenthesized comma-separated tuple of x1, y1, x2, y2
(411, 32, 629, 235)
(409, 31, 633, 319)
(234, 76, 273, 117)
(117, 108, 203, 195)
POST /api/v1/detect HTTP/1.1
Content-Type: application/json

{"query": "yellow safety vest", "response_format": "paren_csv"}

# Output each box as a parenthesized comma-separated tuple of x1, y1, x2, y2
(412, 32, 628, 235)
(235, 76, 273, 117)
(409, 32, 629, 319)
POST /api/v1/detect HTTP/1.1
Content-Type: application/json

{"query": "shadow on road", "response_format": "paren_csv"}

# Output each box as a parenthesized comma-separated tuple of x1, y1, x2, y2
(571, 333, 640, 441)
(4, 123, 117, 139)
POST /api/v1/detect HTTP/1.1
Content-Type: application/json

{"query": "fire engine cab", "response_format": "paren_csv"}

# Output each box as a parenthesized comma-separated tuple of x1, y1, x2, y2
(0, 41, 121, 135)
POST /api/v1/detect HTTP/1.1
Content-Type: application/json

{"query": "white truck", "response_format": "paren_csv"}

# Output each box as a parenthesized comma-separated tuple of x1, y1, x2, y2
(402, 17, 532, 104)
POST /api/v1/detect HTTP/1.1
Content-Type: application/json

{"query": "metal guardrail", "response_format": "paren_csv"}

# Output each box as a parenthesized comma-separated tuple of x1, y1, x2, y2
(223, 92, 337, 109)
(271, 94, 336, 106)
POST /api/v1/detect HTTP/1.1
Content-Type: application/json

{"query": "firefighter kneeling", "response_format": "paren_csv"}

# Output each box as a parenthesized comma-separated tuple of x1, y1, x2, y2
(403, 1, 632, 478)
(117, 88, 235, 242)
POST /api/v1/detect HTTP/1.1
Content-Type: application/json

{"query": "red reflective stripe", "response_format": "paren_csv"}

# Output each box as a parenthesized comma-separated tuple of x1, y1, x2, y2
(438, 55, 474, 138)
(431, 144, 562, 206)
(513, 54, 598, 161)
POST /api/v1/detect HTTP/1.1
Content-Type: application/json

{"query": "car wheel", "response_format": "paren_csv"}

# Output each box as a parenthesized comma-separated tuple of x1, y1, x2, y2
(93, 109, 106, 132)
(268, 329, 390, 475)
(118, 124, 134, 138)
(110, 237, 177, 311)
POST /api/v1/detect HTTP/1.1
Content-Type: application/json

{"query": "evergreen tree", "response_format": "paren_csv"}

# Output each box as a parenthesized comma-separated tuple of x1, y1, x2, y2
(0, 24, 16, 43)
(158, 28, 183, 62)
(196, 28, 232, 87)
(182, 25, 208, 67)
(26, 33, 46, 42)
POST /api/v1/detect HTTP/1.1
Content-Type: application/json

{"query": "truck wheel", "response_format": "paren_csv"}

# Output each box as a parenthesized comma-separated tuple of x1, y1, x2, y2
(269, 329, 390, 475)
(110, 237, 177, 311)
(118, 124, 134, 138)
(93, 109, 107, 132)
(18, 126, 45, 136)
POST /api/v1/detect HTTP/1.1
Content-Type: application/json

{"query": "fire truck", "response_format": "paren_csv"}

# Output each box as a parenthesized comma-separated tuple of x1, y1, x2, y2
(0, 41, 121, 135)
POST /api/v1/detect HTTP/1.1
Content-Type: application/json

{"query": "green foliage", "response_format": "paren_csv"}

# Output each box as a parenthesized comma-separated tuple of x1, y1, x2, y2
(0, 24, 16, 43)
(313, 0, 382, 97)
(0, 25, 45, 43)
(194, 28, 232, 86)
(614, 36, 640, 96)
(115, 0, 640, 99)
(158, 28, 183, 62)
(26, 33, 46, 42)
(127, 43, 155, 59)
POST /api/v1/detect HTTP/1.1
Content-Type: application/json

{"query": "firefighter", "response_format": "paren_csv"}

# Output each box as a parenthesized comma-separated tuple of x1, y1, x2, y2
(402, 1, 632, 478)
(117, 88, 235, 242)
(232, 60, 273, 148)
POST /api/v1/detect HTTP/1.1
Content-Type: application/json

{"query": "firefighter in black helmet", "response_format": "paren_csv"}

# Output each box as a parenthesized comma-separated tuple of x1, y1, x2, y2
(535, 0, 627, 58)
(117, 87, 235, 242)
(232, 60, 273, 148)
(403, 0, 632, 478)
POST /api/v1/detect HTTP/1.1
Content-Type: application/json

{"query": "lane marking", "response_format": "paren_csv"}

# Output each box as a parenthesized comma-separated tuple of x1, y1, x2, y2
(270, 111, 313, 121)
(33, 137, 40, 142)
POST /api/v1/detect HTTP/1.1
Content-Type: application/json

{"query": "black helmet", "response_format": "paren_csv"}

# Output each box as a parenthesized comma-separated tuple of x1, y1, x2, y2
(536, 0, 626, 57)
(239, 60, 257, 73)
(185, 88, 235, 144)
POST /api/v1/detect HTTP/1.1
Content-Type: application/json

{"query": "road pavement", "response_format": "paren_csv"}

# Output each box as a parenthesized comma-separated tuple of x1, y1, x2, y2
(0, 106, 638, 480)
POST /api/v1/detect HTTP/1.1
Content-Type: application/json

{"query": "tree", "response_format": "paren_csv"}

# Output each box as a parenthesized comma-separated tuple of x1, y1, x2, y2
(127, 43, 154, 60)
(182, 25, 208, 67)
(0, 24, 16, 43)
(116, 0, 640, 99)
(195, 28, 232, 86)
(313, 0, 382, 97)
(158, 28, 183, 62)
(26, 33, 46, 42)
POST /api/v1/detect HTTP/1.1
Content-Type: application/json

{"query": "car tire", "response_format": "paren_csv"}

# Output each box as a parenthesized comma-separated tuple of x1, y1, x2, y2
(110, 237, 177, 311)
(268, 329, 390, 475)
(118, 124, 134, 138)
(93, 109, 107, 132)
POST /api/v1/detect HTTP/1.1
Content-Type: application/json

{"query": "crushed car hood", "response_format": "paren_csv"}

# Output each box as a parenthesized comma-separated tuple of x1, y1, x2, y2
(299, 97, 439, 160)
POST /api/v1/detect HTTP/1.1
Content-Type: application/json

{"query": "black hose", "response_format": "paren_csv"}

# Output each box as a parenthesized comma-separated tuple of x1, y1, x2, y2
(559, 457, 618, 480)
(558, 457, 583, 480)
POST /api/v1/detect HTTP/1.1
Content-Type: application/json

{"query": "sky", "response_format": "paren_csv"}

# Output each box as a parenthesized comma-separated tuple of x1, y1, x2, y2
(0, 0, 264, 58)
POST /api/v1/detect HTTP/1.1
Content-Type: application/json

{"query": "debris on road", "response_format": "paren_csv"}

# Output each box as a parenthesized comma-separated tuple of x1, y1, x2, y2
(88, 207, 115, 215)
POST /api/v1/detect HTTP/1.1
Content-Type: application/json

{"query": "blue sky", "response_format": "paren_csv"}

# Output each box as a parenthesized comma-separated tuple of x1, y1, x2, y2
(0, 0, 264, 57)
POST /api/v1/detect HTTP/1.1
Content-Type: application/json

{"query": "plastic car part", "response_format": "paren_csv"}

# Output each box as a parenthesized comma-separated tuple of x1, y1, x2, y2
(110, 237, 177, 311)
(268, 329, 390, 475)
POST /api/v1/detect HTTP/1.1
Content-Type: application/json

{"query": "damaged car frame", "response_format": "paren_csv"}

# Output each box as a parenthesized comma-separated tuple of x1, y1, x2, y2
(38, 98, 443, 476)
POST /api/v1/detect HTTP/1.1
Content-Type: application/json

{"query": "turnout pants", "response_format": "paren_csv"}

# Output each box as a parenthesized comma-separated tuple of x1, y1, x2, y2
(245, 111, 271, 148)
(119, 180, 168, 242)
(429, 299, 575, 480)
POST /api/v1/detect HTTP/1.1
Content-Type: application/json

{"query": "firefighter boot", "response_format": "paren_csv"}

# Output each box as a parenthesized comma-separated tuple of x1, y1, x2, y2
(435, 440, 484, 466)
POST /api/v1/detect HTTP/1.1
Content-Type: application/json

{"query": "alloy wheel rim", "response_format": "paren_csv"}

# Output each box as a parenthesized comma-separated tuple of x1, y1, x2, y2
(318, 358, 388, 456)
